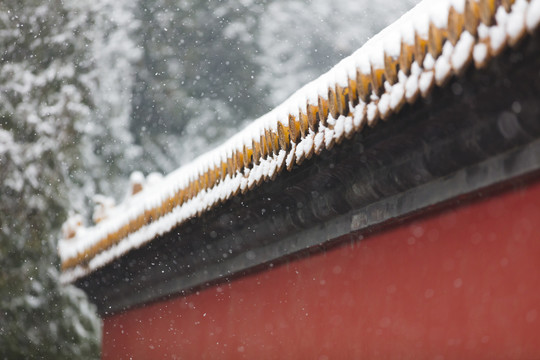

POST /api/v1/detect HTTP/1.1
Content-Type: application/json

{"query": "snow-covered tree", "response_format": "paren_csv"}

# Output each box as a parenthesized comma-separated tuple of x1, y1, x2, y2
(77, 0, 142, 199)
(129, 0, 270, 171)
(0, 0, 139, 357)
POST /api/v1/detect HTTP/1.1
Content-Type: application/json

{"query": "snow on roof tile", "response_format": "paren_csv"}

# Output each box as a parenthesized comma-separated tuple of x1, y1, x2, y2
(59, 0, 540, 284)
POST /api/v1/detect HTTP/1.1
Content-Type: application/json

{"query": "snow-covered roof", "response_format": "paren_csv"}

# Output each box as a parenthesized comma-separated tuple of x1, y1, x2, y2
(59, 0, 540, 284)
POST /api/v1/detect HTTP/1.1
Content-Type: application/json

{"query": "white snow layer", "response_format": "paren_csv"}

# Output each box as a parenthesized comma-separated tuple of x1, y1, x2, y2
(59, 0, 538, 283)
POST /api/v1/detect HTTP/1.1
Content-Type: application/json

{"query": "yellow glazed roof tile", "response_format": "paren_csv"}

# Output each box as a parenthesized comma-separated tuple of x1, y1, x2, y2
(59, 0, 540, 283)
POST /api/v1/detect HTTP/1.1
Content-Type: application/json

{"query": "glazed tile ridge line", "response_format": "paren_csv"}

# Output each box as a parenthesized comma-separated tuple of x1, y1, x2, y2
(59, 0, 532, 271)
(59, 0, 533, 272)
(59, 0, 538, 274)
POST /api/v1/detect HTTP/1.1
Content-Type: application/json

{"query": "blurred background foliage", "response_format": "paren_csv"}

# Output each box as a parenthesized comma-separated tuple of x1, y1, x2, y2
(0, 0, 416, 357)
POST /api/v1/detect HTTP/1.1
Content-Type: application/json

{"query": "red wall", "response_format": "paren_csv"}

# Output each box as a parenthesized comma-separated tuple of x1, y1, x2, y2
(103, 180, 540, 359)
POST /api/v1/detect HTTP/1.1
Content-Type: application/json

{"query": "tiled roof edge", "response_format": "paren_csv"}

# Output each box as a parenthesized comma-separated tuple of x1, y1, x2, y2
(59, 0, 540, 283)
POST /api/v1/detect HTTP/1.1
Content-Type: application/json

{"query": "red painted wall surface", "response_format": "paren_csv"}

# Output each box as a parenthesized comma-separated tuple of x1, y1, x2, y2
(102, 180, 540, 359)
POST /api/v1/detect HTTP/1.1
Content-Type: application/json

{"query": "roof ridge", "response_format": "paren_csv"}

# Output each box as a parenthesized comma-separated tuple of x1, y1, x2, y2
(59, 0, 540, 283)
